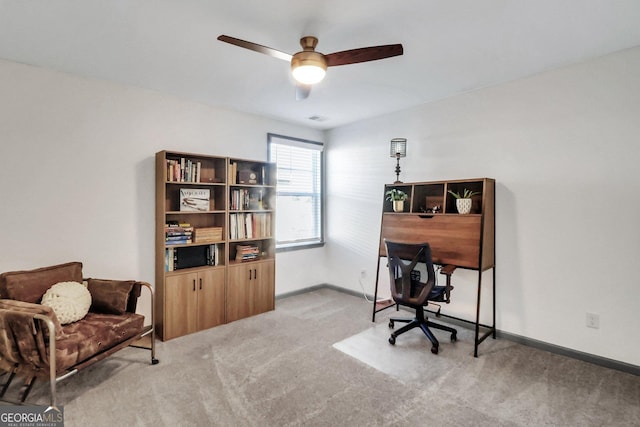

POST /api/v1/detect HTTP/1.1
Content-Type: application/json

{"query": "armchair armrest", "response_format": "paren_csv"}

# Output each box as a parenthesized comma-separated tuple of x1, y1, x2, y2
(130, 281, 153, 315)
(0, 301, 65, 407)
(0, 300, 58, 376)
(0, 299, 62, 340)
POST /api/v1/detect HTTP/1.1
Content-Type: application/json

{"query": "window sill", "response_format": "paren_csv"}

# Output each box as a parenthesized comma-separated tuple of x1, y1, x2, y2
(276, 241, 325, 253)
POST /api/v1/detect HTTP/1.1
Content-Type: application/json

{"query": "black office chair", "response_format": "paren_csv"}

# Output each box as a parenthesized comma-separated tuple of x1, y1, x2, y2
(384, 239, 457, 354)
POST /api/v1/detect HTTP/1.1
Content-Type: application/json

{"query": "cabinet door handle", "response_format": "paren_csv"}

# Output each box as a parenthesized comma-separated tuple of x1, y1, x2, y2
(193, 279, 196, 291)
(418, 215, 434, 219)
(249, 269, 253, 280)
(199, 278, 202, 290)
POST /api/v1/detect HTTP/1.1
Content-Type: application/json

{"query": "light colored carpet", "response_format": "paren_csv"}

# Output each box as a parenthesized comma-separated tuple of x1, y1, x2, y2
(4, 288, 639, 426)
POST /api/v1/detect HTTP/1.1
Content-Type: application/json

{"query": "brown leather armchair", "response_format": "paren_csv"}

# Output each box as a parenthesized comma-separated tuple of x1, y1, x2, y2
(0, 262, 158, 406)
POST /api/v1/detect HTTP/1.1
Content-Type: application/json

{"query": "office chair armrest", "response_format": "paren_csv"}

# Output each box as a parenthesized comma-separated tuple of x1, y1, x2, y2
(439, 265, 456, 303)
(440, 265, 457, 276)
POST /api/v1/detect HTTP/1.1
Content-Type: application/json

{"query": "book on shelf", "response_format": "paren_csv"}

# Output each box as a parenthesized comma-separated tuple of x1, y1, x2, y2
(235, 244, 260, 262)
(179, 188, 210, 212)
(166, 158, 204, 183)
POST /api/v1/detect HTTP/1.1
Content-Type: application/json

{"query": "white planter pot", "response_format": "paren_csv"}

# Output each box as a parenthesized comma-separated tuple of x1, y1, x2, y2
(456, 198, 472, 214)
(393, 200, 404, 212)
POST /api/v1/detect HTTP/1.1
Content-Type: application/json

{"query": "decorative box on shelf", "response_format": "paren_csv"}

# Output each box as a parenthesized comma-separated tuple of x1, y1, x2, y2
(194, 227, 223, 243)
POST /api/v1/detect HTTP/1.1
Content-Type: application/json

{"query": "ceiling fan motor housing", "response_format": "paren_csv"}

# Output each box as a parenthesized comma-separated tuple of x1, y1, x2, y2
(291, 52, 327, 85)
(290, 36, 328, 85)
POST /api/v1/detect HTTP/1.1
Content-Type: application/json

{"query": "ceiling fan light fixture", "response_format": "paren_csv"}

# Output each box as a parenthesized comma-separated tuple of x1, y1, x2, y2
(291, 51, 327, 85)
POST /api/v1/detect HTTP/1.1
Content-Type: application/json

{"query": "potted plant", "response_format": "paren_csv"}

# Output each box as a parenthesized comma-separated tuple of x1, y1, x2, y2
(385, 189, 408, 212)
(448, 188, 480, 214)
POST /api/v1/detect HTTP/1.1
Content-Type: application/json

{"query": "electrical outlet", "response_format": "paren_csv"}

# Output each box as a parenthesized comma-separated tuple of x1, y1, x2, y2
(586, 312, 600, 329)
(360, 269, 367, 279)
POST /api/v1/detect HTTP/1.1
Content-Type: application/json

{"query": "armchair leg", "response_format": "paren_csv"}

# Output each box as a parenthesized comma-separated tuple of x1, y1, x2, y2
(151, 330, 159, 365)
(0, 368, 16, 398)
(18, 376, 36, 403)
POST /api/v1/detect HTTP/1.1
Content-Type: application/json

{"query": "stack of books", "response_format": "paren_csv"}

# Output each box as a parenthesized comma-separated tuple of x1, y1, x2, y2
(235, 244, 259, 262)
(194, 227, 223, 243)
(165, 223, 193, 245)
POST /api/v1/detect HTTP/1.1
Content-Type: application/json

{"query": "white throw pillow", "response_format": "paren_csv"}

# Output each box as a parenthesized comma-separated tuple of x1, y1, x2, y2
(41, 281, 92, 325)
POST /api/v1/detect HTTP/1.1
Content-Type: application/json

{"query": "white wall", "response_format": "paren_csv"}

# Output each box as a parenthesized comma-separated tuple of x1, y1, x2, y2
(324, 47, 640, 366)
(3, 45, 639, 366)
(0, 59, 326, 317)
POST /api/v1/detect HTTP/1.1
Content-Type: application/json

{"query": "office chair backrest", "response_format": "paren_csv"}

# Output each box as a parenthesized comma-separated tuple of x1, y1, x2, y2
(384, 240, 436, 307)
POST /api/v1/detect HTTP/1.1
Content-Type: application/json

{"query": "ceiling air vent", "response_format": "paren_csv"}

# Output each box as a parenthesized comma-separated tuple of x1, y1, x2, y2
(308, 115, 328, 122)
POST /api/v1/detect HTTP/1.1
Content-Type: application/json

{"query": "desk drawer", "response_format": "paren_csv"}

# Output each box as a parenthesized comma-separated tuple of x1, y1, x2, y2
(380, 214, 481, 269)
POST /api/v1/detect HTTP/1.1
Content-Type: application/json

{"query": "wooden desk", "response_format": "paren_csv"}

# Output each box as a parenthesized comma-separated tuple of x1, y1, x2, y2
(372, 178, 495, 357)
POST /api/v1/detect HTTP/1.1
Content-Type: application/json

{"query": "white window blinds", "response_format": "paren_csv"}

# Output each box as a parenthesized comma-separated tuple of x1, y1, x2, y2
(268, 134, 323, 248)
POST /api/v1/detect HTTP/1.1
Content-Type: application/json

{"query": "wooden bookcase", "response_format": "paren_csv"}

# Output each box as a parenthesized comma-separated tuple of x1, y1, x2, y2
(373, 178, 495, 357)
(226, 157, 276, 323)
(155, 151, 276, 341)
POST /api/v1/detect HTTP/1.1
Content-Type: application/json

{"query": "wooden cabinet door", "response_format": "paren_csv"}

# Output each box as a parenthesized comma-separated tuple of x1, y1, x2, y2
(253, 260, 275, 315)
(227, 260, 275, 322)
(226, 264, 252, 322)
(196, 268, 226, 331)
(164, 272, 198, 340)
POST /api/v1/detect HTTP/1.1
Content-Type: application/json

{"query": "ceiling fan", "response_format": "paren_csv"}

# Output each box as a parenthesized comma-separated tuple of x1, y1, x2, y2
(217, 34, 403, 100)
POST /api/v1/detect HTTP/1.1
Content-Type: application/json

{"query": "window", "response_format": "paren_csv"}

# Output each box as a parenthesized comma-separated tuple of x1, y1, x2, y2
(268, 133, 324, 250)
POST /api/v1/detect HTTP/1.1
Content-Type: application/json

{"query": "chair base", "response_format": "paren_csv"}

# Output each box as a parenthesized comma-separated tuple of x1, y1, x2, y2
(388, 307, 457, 354)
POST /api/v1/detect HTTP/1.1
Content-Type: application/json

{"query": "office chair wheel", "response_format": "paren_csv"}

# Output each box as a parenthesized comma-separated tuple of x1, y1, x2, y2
(388, 320, 394, 329)
(389, 335, 396, 345)
(431, 345, 439, 354)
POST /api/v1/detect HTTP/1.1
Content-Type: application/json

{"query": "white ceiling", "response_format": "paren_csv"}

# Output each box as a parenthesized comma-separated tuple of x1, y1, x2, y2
(1, 1, 640, 130)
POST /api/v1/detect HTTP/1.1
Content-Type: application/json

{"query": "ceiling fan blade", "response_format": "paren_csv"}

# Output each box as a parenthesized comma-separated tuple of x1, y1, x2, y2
(217, 35, 292, 61)
(295, 83, 312, 101)
(325, 44, 403, 67)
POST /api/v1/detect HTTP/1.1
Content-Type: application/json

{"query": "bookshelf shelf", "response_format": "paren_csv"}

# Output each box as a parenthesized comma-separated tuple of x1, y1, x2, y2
(165, 182, 225, 186)
(166, 210, 227, 215)
(165, 264, 226, 276)
(155, 151, 276, 341)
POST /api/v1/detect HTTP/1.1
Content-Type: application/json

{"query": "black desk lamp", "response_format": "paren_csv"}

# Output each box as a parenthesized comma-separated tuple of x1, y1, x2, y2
(390, 138, 407, 183)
